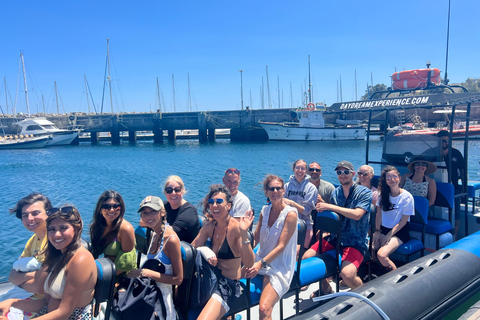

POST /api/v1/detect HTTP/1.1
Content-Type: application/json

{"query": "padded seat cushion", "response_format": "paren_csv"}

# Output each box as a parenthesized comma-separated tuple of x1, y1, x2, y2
(395, 239, 424, 255)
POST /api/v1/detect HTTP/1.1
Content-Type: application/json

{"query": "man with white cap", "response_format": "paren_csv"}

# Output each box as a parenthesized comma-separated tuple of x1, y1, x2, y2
(303, 160, 372, 294)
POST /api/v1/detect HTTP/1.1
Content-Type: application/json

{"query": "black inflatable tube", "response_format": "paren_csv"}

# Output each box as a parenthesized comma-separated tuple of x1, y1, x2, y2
(294, 232, 480, 320)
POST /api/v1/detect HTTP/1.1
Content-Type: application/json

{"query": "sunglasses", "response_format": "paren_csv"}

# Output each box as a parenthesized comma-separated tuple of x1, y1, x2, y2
(386, 175, 399, 181)
(308, 168, 321, 172)
(442, 140, 449, 144)
(336, 170, 352, 175)
(357, 172, 370, 177)
(101, 203, 122, 210)
(208, 198, 224, 205)
(47, 206, 75, 216)
(414, 162, 428, 167)
(225, 169, 240, 175)
(267, 186, 283, 192)
(165, 187, 182, 194)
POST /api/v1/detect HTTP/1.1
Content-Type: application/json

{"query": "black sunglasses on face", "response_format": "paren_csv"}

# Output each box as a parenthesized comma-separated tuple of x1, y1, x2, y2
(165, 187, 182, 194)
(47, 206, 75, 216)
(357, 172, 370, 176)
(267, 186, 283, 192)
(308, 168, 321, 172)
(336, 170, 351, 175)
(225, 169, 240, 175)
(208, 198, 224, 205)
(101, 203, 122, 210)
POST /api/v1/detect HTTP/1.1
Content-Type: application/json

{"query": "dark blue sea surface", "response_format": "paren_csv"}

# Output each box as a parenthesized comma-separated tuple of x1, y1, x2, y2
(1, 139, 479, 280)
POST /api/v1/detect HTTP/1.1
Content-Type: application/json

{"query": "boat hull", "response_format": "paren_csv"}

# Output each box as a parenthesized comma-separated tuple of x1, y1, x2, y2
(259, 122, 366, 141)
(0, 136, 50, 149)
(46, 132, 79, 146)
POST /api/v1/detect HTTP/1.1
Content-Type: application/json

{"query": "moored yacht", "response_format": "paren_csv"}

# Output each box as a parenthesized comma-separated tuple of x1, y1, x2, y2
(15, 118, 80, 146)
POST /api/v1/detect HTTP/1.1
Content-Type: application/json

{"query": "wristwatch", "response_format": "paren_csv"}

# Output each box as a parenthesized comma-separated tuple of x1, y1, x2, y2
(261, 259, 267, 268)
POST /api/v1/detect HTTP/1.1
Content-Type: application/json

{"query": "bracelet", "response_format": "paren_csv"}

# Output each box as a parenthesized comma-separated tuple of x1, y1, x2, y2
(375, 229, 381, 232)
(140, 269, 144, 277)
(242, 240, 251, 244)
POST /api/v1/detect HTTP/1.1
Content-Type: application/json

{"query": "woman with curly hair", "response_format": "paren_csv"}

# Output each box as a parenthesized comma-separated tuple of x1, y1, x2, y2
(192, 184, 254, 320)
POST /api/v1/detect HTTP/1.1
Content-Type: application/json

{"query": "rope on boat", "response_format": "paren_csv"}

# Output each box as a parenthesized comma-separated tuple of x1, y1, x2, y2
(313, 291, 390, 320)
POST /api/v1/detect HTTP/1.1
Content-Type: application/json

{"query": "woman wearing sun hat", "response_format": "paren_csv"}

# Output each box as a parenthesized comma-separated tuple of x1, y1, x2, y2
(399, 155, 437, 206)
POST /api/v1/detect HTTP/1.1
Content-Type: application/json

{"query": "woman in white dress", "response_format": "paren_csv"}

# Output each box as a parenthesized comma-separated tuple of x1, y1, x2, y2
(245, 175, 298, 320)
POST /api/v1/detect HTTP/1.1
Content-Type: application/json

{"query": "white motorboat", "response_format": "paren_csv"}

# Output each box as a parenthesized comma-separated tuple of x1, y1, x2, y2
(259, 108, 366, 141)
(15, 118, 80, 146)
(0, 134, 50, 149)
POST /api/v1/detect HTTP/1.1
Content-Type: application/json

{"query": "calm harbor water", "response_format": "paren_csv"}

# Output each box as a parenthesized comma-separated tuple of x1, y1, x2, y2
(1, 139, 479, 280)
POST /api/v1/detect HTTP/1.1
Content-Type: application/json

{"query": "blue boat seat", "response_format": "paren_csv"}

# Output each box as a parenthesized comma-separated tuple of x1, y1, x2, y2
(93, 258, 116, 320)
(176, 241, 197, 320)
(394, 195, 428, 262)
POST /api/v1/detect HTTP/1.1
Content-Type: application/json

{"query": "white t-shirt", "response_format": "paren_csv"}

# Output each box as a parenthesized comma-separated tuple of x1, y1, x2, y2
(377, 189, 414, 228)
(229, 190, 251, 218)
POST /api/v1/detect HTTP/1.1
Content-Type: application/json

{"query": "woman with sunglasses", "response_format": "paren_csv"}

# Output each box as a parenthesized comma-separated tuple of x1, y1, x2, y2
(356, 165, 379, 205)
(90, 190, 136, 277)
(127, 196, 183, 320)
(192, 184, 254, 320)
(283, 159, 318, 248)
(163, 175, 201, 243)
(246, 175, 298, 320)
(0, 206, 97, 319)
(399, 155, 437, 206)
(374, 166, 414, 271)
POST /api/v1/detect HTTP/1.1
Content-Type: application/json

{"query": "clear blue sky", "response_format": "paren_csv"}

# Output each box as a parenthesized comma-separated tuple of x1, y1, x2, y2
(1, 0, 479, 114)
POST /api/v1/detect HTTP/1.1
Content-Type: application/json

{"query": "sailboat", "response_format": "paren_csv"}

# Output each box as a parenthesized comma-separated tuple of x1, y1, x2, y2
(258, 56, 366, 141)
(13, 53, 80, 146)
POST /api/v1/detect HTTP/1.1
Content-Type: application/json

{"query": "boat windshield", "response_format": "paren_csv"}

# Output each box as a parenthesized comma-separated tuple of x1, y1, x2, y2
(382, 132, 442, 166)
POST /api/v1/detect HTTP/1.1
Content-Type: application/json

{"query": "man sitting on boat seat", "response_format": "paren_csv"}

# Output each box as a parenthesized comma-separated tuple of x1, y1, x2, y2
(223, 168, 252, 219)
(308, 162, 335, 205)
(5, 193, 53, 318)
(437, 130, 465, 239)
(303, 160, 372, 296)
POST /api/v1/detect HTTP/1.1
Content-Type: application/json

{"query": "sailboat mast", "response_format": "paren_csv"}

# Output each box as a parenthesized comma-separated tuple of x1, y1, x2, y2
(172, 74, 176, 112)
(20, 53, 30, 117)
(42, 95, 45, 114)
(355, 69, 358, 100)
(107, 38, 114, 113)
(266, 66, 271, 109)
(308, 55, 312, 104)
(84, 75, 91, 113)
(156, 77, 162, 116)
(187, 73, 192, 112)
(277, 75, 280, 108)
(4, 77, 8, 115)
(55, 81, 59, 114)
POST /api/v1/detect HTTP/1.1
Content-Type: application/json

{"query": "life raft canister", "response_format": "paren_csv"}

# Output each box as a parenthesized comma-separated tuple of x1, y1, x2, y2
(392, 68, 441, 81)
(306, 103, 315, 111)
(392, 76, 441, 90)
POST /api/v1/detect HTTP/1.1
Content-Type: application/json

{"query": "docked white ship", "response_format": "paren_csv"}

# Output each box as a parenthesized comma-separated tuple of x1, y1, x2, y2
(15, 118, 80, 146)
(259, 107, 366, 141)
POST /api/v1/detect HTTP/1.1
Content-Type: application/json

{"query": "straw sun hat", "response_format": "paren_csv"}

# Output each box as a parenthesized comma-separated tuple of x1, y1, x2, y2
(407, 156, 437, 175)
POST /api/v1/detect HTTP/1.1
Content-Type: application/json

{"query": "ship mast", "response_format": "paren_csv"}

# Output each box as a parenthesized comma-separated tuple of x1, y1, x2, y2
(107, 38, 114, 113)
(20, 53, 30, 117)
(54, 81, 59, 114)
(308, 55, 312, 104)
(84, 75, 91, 113)
(4, 77, 8, 115)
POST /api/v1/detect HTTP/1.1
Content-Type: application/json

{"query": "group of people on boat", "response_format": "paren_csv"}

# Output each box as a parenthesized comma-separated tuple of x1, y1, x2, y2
(0, 129, 464, 320)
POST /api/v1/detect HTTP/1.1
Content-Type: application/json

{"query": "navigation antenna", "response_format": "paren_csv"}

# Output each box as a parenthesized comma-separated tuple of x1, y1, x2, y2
(444, 0, 451, 85)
